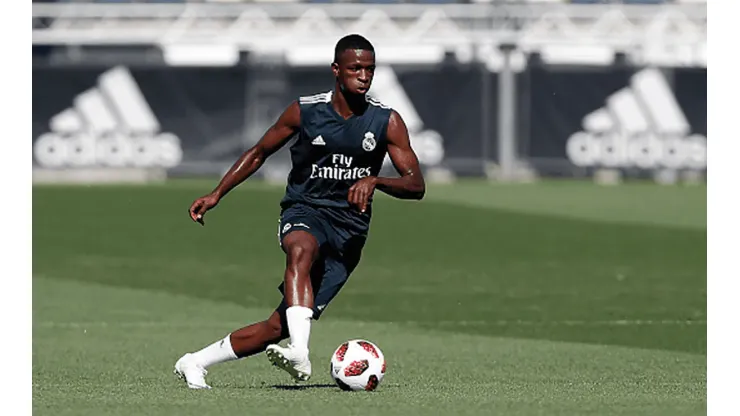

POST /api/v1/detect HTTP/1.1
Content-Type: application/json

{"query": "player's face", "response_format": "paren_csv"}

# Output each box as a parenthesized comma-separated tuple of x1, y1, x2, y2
(333, 49, 376, 96)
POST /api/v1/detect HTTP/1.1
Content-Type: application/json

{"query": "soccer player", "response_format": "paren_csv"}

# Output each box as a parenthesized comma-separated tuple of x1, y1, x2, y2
(174, 34, 425, 389)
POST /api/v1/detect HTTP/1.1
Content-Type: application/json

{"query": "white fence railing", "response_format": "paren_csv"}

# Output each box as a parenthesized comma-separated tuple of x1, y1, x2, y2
(32, 3, 706, 67)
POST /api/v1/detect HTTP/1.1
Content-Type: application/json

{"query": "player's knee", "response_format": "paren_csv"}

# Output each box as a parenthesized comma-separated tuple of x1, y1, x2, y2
(285, 236, 318, 268)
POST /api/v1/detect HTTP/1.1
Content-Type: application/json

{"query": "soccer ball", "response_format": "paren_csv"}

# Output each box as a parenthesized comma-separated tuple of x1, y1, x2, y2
(329, 339, 386, 391)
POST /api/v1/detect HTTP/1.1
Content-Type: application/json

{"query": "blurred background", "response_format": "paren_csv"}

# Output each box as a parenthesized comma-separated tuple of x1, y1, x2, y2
(31, 0, 706, 185)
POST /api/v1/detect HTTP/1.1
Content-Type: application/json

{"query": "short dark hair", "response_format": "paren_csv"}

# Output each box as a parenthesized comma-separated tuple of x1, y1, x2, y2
(333, 34, 375, 64)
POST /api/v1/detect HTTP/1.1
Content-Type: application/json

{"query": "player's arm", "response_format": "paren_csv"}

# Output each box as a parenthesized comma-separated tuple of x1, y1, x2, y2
(376, 110, 426, 199)
(188, 101, 300, 225)
(210, 101, 300, 199)
(348, 110, 425, 213)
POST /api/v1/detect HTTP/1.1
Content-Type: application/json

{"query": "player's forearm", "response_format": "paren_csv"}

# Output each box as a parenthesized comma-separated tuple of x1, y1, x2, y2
(375, 175, 425, 200)
(211, 147, 266, 199)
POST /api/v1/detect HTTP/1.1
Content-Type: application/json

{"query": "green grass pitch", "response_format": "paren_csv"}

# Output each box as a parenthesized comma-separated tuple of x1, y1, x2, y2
(32, 180, 706, 415)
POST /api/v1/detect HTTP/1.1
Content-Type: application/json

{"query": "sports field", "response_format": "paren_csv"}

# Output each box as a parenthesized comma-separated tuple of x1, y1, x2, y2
(33, 180, 706, 415)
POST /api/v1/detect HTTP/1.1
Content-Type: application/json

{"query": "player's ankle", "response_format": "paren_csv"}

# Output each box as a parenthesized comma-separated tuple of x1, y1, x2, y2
(285, 306, 313, 357)
(189, 334, 238, 369)
(288, 343, 309, 358)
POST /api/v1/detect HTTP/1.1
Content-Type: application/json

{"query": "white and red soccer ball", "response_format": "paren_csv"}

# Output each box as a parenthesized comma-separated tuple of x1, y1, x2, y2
(329, 339, 386, 391)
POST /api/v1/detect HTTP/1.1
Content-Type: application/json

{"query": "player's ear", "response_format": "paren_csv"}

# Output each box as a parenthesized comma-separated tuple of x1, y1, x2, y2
(331, 62, 339, 77)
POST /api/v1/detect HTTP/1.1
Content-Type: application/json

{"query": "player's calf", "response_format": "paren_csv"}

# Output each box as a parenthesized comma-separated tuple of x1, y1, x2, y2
(280, 231, 319, 354)
(174, 311, 288, 389)
(229, 311, 289, 357)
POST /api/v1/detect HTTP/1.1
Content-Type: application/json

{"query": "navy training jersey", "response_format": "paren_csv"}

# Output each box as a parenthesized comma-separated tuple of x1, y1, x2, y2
(280, 90, 393, 231)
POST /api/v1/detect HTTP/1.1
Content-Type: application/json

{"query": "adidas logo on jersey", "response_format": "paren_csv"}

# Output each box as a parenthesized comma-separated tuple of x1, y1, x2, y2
(566, 68, 706, 170)
(311, 135, 326, 146)
(33, 66, 183, 169)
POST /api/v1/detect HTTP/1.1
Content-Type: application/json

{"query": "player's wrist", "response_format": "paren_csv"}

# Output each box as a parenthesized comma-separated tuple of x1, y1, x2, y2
(211, 188, 225, 200)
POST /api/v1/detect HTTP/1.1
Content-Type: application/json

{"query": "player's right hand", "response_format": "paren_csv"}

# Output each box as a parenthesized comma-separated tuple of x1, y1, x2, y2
(188, 193, 220, 226)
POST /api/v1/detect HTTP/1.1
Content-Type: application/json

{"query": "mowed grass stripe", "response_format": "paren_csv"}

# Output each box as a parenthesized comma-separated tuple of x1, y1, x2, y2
(33, 183, 706, 355)
(33, 277, 706, 416)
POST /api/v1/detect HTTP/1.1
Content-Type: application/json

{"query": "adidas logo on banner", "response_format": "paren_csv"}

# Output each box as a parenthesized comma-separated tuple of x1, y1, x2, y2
(311, 135, 326, 146)
(33, 66, 183, 168)
(367, 66, 444, 167)
(566, 68, 706, 170)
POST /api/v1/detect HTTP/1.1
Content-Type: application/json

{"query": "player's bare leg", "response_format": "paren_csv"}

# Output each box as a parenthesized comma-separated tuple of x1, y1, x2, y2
(175, 238, 317, 390)
(266, 231, 319, 382)
(174, 310, 289, 389)
(229, 310, 289, 357)
(175, 232, 319, 388)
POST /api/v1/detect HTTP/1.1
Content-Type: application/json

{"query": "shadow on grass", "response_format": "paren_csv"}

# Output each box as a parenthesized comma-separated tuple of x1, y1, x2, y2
(271, 383, 337, 391)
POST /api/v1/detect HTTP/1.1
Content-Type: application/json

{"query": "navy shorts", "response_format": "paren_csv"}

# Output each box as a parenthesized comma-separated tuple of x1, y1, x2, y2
(276, 203, 367, 319)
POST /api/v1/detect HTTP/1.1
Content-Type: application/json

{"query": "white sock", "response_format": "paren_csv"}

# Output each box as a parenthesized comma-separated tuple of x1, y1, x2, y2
(286, 306, 313, 355)
(190, 334, 238, 369)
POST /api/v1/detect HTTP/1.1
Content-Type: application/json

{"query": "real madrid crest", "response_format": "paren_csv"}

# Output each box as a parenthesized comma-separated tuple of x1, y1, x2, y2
(362, 132, 376, 152)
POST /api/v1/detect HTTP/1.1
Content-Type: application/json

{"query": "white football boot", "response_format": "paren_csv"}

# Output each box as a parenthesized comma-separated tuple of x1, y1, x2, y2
(266, 344, 312, 382)
(174, 353, 211, 389)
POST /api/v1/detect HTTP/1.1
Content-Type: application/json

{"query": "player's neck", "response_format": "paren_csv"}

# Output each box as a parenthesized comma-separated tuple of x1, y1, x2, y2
(332, 85, 368, 119)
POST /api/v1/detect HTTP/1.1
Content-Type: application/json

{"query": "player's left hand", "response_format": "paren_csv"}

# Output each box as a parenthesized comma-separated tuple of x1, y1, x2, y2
(188, 193, 220, 226)
(348, 176, 378, 213)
